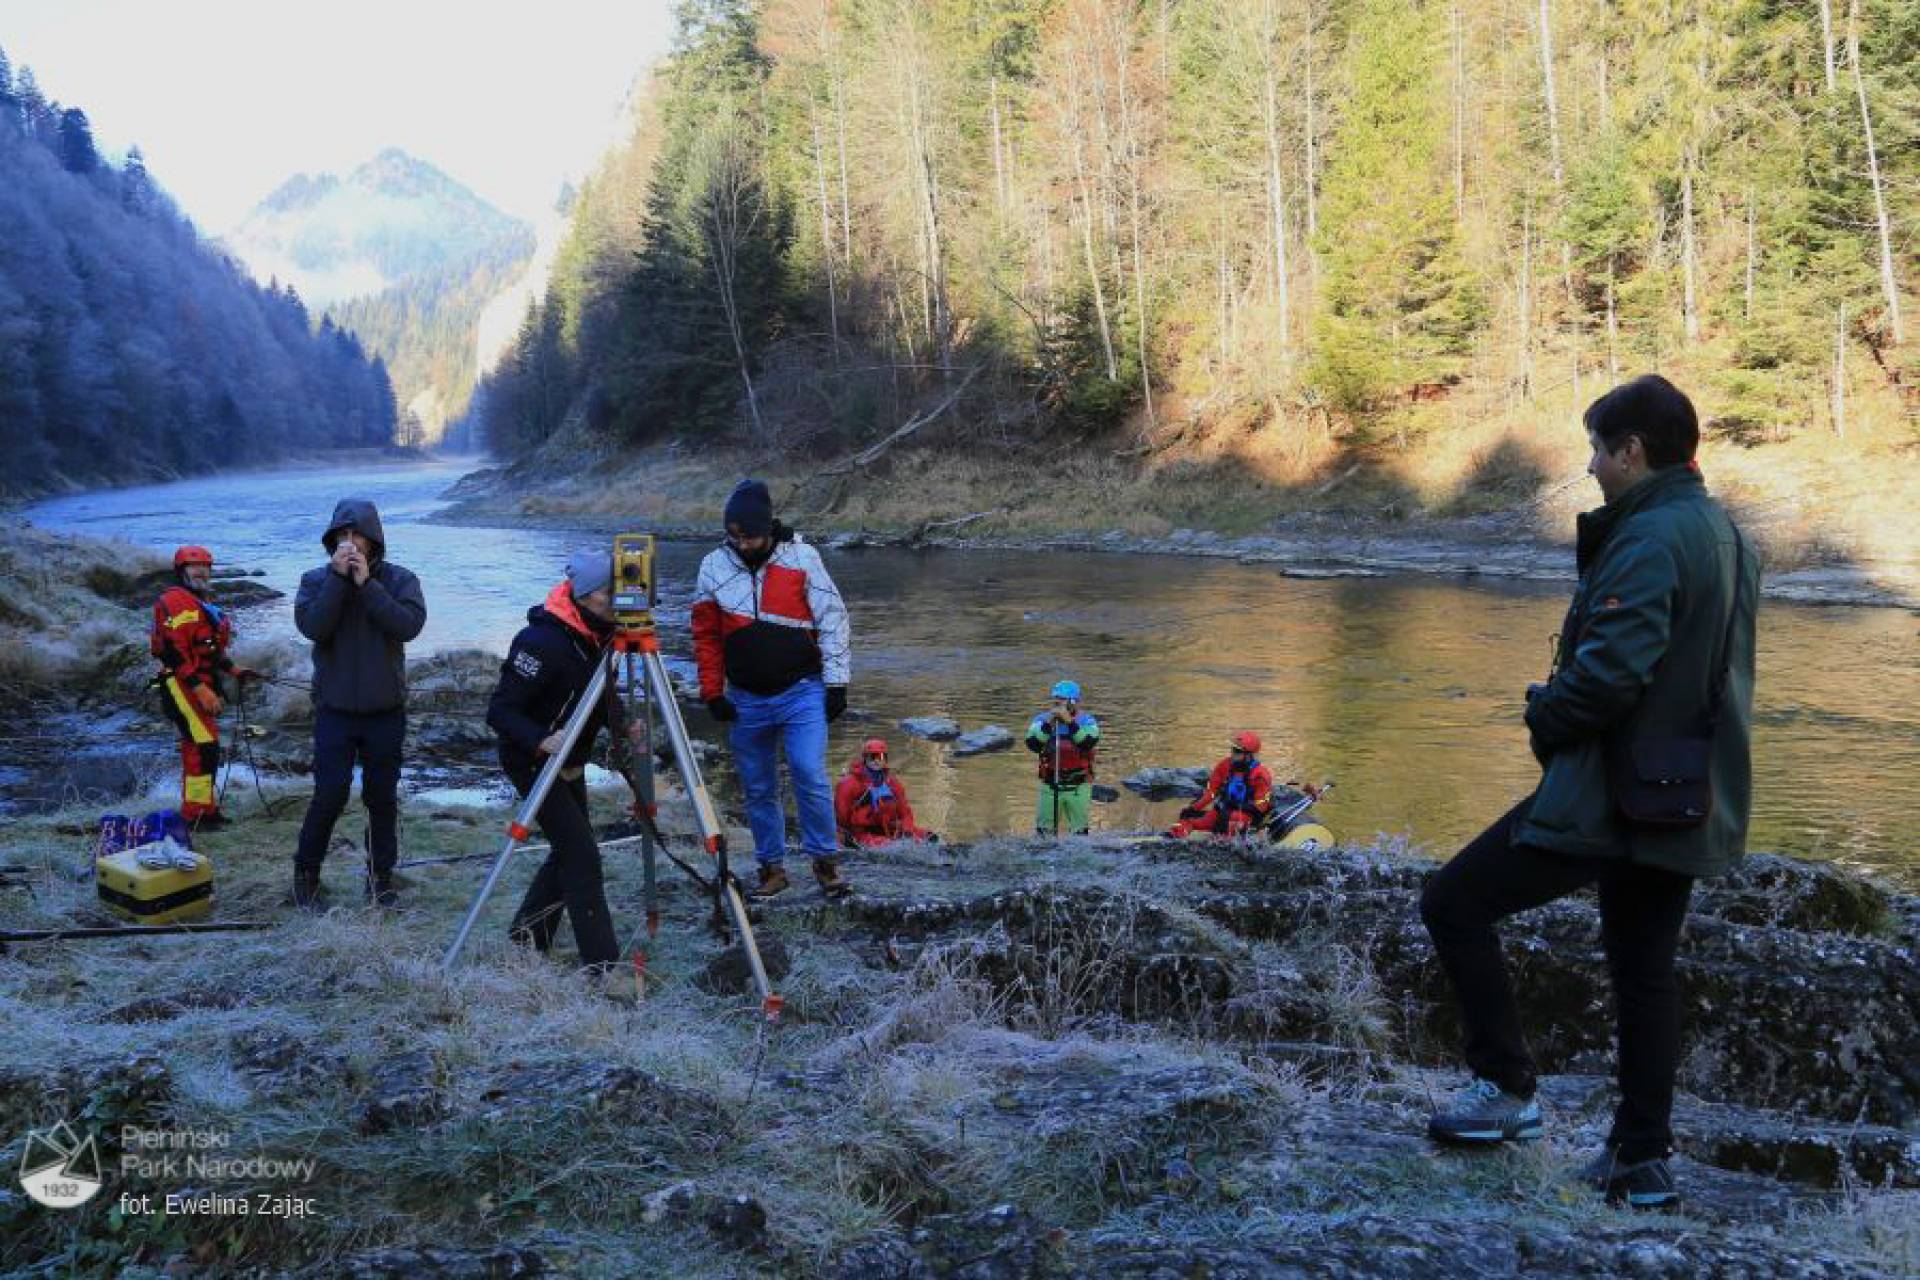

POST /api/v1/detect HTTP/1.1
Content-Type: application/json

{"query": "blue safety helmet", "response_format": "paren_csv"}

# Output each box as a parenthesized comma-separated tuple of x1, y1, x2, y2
(1050, 679, 1081, 701)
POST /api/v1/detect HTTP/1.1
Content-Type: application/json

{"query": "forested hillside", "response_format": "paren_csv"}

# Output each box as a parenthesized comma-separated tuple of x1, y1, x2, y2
(0, 48, 397, 496)
(230, 149, 537, 443)
(476, 0, 1920, 471)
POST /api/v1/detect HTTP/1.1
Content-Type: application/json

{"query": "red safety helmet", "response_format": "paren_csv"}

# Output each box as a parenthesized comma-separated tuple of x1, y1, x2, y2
(862, 738, 889, 758)
(173, 545, 214, 570)
(1231, 731, 1262, 754)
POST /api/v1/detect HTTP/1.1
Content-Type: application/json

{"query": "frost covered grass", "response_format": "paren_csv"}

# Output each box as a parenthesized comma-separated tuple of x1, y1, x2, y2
(1, 773, 1915, 1274)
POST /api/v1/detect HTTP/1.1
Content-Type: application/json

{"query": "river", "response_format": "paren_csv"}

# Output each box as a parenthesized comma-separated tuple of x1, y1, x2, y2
(23, 459, 1920, 888)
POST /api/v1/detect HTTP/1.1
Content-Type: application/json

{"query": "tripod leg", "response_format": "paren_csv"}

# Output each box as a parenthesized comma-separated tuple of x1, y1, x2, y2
(631, 653, 659, 937)
(443, 652, 614, 971)
(640, 649, 783, 1019)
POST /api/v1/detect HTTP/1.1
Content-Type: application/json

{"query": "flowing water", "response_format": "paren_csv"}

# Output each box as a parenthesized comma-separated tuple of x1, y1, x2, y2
(23, 459, 1920, 887)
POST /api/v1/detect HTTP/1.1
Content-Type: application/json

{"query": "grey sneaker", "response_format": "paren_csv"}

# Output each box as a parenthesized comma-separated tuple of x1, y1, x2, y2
(1426, 1077, 1545, 1145)
(1574, 1149, 1679, 1208)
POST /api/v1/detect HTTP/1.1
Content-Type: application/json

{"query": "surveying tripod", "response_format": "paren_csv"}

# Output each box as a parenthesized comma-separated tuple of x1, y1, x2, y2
(441, 535, 783, 1021)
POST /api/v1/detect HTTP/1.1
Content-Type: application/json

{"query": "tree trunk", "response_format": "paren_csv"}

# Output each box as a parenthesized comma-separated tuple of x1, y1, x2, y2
(1681, 160, 1700, 343)
(1818, 0, 1838, 93)
(1744, 190, 1756, 323)
(1536, 0, 1564, 189)
(810, 110, 840, 355)
(1519, 206, 1534, 399)
(1304, 1, 1320, 243)
(1452, 0, 1466, 225)
(990, 73, 1009, 223)
(1121, 15, 1154, 425)
(1605, 257, 1619, 378)
(834, 76, 853, 270)
(1263, 46, 1291, 352)
(1833, 305, 1847, 437)
(1850, 0, 1905, 342)
(1075, 159, 1119, 380)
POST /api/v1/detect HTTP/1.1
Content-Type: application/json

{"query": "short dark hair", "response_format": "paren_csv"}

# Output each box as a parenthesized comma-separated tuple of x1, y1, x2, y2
(1582, 374, 1698, 469)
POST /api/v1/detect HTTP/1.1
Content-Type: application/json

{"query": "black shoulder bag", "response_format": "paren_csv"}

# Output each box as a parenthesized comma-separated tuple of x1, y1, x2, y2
(1609, 527, 1746, 829)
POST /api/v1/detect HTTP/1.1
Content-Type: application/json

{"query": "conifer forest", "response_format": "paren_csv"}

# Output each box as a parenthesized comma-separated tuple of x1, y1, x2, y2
(477, 0, 1920, 469)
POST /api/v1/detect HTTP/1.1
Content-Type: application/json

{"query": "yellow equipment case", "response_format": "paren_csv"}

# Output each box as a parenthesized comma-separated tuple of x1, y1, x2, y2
(96, 847, 214, 924)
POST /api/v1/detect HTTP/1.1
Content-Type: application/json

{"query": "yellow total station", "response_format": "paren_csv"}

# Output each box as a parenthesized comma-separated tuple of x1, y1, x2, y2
(612, 533, 658, 631)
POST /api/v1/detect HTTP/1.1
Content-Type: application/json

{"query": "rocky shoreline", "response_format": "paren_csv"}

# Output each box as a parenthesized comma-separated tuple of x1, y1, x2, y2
(431, 479, 1919, 610)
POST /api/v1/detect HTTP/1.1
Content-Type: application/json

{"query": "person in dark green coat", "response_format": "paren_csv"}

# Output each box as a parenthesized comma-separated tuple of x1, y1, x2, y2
(1419, 375, 1758, 1209)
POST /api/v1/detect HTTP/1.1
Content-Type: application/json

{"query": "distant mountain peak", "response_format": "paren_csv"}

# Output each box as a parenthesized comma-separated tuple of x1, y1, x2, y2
(350, 148, 465, 201)
(225, 150, 532, 307)
(259, 171, 341, 214)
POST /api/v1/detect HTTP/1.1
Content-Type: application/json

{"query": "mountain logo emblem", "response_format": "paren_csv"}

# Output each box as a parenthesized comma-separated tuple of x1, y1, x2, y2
(18, 1121, 105, 1209)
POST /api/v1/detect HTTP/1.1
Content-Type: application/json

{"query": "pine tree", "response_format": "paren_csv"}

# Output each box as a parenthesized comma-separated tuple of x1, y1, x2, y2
(1310, 0, 1483, 417)
(57, 107, 97, 173)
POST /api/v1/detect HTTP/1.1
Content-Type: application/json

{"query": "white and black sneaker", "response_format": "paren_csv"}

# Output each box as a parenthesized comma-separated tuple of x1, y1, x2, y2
(1426, 1077, 1545, 1145)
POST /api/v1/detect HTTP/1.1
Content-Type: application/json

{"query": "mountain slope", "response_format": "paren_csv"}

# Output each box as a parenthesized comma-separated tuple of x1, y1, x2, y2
(227, 148, 533, 306)
(0, 54, 397, 496)
(227, 150, 536, 442)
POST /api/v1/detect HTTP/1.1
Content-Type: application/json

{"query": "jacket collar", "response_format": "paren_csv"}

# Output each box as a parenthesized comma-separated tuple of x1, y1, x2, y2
(1574, 464, 1704, 572)
(542, 581, 606, 646)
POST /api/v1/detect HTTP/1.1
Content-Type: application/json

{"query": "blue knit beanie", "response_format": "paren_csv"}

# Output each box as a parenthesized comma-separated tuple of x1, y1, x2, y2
(723, 479, 774, 536)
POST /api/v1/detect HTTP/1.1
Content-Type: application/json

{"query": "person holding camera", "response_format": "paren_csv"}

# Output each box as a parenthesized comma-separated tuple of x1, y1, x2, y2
(1418, 376, 1758, 1209)
(487, 550, 642, 977)
(291, 499, 426, 909)
(151, 545, 259, 831)
(692, 479, 853, 901)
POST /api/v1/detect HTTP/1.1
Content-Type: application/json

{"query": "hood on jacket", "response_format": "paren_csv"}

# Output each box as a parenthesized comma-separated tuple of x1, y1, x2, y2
(532, 581, 608, 645)
(322, 499, 388, 560)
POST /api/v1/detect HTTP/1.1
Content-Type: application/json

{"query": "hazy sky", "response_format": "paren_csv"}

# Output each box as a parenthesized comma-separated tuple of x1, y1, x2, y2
(0, 0, 675, 232)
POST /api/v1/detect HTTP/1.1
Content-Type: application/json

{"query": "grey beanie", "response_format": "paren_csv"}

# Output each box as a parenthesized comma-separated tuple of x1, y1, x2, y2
(566, 548, 613, 599)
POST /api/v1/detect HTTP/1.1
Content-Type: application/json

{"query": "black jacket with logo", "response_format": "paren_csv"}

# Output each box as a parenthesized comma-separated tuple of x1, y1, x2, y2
(487, 587, 615, 778)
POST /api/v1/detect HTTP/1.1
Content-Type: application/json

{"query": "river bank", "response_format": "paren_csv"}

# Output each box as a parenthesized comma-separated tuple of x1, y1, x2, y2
(437, 440, 1920, 610)
(1, 791, 1914, 1275)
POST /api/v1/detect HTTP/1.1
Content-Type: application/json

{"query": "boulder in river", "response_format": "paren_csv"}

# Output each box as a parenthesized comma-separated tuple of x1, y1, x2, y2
(953, 725, 1015, 756)
(1120, 766, 1211, 799)
(898, 716, 962, 741)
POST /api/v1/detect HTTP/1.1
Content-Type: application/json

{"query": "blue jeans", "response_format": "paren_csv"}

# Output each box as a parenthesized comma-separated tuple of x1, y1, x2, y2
(730, 677, 836, 865)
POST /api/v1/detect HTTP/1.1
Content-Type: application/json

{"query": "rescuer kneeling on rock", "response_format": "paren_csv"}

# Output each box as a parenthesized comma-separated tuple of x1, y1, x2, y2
(1167, 732, 1274, 839)
(835, 738, 935, 848)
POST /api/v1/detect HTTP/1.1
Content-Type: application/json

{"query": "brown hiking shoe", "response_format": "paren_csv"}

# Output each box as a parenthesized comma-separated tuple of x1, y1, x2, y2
(750, 862, 790, 900)
(811, 856, 852, 901)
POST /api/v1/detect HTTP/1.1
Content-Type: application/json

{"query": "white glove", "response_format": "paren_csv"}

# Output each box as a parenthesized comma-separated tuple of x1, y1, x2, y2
(135, 843, 172, 870)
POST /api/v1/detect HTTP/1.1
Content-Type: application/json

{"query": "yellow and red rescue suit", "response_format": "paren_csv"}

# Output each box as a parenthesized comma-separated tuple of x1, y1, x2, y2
(834, 758, 928, 847)
(151, 585, 234, 820)
(1170, 756, 1275, 838)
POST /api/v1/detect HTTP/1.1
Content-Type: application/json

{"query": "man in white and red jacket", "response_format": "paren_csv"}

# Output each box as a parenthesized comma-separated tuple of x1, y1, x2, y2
(692, 480, 854, 901)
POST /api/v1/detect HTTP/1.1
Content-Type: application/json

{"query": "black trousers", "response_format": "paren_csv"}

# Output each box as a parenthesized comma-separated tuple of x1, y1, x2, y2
(1420, 799, 1695, 1162)
(295, 706, 404, 875)
(505, 766, 620, 971)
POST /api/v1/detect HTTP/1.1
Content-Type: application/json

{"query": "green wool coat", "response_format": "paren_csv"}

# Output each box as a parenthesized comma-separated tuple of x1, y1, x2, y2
(1516, 465, 1759, 879)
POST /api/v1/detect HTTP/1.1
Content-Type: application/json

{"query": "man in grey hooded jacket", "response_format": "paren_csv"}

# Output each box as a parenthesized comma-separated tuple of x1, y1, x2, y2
(292, 499, 427, 907)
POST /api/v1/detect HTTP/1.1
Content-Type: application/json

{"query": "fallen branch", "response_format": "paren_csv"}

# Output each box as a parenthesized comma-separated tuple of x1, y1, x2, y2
(815, 364, 985, 478)
(1310, 463, 1364, 499)
(907, 508, 1005, 545)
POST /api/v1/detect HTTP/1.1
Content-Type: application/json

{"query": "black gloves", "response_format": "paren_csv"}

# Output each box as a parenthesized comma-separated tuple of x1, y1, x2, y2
(825, 685, 848, 722)
(707, 696, 738, 722)
(1178, 805, 1205, 821)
